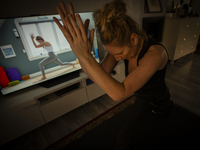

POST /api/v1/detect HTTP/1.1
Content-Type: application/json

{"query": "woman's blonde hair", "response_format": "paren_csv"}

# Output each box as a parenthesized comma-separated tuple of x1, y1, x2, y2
(36, 36, 44, 41)
(93, 0, 147, 47)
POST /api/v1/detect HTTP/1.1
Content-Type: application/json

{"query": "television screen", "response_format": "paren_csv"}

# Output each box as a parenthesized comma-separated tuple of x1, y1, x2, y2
(0, 12, 98, 95)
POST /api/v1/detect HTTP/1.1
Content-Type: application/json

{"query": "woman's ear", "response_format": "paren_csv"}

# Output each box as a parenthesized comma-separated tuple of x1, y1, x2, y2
(131, 33, 138, 45)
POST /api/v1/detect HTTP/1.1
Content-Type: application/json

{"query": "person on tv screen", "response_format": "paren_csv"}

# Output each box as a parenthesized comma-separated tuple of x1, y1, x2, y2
(30, 34, 75, 80)
(54, 0, 173, 149)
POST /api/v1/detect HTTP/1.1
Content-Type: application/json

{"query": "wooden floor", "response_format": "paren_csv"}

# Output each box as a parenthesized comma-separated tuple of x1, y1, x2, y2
(165, 53, 200, 116)
(1, 52, 200, 150)
(0, 94, 123, 150)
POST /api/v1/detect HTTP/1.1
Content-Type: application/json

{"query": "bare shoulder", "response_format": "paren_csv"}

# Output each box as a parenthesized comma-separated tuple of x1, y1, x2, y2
(148, 44, 166, 55)
(139, 44, 168, 70)
(43, 42, 52, 46)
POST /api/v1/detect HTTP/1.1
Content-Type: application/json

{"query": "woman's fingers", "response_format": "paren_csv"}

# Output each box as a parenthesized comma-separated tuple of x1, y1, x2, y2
(66, 13, 88, 40)
(55, 2, 77, 43)
(54, 7, 77, 43)
(53, 17, 63, 29)
(66, 14, 80, 38)
(53, 17, 73, 43)
(68, 2, 75, 19)
(90, 29, 95, 45)
(54, 1, 93, 53)
(60, 1, 68, 17)
(84, 19, 90, 34)
(56, 2, 76, 32)
(75, 14, 87, 38)
(56, 5, 68, 28)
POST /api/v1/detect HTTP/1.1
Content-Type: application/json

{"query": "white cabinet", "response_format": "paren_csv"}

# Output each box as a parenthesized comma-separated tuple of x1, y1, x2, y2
(38, 83, 88, 123)
(85, 61, 125, 101)
(86, 83, 106, 101)
(0, 99, 45, 146)
(0, 62, 125, 145)
(162, 17, 200, 64)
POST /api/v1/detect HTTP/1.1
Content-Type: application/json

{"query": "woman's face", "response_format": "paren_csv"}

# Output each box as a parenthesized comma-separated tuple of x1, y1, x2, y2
(104, 44, 135, 61)
(104, 34, 140, 61)
(36, 40, 43, 43)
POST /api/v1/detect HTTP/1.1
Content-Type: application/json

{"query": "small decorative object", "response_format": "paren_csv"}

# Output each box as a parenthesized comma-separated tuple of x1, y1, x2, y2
(146, 0, 162, 13)
(94, 49, 99, 58)
(0, 66, 10, 88)
(0, 44, 16, 58)
(21, 75, 30, 81)
(13, 29, 20, 38)
(8, 80, 20, 87)
(6, 67, 21, 81)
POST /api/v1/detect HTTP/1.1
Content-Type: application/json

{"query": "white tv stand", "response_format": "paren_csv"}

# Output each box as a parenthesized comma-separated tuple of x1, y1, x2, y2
(0, 61, 125, 146)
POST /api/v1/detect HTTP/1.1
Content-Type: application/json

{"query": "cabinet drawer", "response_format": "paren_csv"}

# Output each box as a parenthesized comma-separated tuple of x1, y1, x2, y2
(39, 88, 88, 123)
(176, 37, 189, 49)
(191, 18, 200, 30)
(174, 45, 188, 60)
(0, 99, 45, 146)
(186, 34, 199, 43)
(179, 19, 193, 32)
(163, 17, 200, 61)
(187, 42, 198, 53)
(174, 44, 195, 60)
(179, 18, 199, 36)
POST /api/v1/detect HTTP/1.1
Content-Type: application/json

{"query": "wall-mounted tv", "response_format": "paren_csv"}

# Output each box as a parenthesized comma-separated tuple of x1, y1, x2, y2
(0, 12, 98, 95)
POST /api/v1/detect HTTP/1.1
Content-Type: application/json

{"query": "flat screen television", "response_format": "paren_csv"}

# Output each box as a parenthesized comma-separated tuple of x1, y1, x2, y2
(0, 12, 98, 95)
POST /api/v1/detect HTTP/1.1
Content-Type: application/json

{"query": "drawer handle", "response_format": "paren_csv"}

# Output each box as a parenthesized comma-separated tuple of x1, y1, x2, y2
(194, 35, 197, 37)
(186, 25, 189, 27)
(191, 46, 194, 48)
(181, 50, 183, 53)
(184, 38, 186, 41)
(197, 23, 200, 25)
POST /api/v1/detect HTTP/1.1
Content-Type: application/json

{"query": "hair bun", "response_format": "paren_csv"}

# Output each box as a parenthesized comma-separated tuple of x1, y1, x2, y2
(104, 0, 127, 23)
(93, 0, 147, 46)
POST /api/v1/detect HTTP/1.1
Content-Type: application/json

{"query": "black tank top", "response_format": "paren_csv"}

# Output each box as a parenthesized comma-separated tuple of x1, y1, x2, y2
(124, 38, 170, 102)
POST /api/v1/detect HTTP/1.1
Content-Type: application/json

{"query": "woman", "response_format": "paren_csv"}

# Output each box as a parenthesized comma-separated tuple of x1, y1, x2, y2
(30, 35, 75, 80)
(54, 1, 173, 149)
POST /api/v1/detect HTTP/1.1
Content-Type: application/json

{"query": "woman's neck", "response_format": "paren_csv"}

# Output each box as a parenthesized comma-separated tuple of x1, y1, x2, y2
(133, 37, 145, 58)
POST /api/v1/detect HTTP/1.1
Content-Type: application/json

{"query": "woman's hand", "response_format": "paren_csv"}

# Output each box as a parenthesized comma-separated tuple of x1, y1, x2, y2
(30, 35, 34, 40)
(53, 2, 95, 60)
(29, 33, 34, 40)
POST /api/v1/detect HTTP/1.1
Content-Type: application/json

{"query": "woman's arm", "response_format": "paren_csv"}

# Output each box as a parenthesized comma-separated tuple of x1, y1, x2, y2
(100, 51, 118, 74)
(54, 2, 118, 82)
(78, 51, 118, 82)
(54, 2, 167, 101)
(79, 46, 167, 101)
(30, 35, 45, 48)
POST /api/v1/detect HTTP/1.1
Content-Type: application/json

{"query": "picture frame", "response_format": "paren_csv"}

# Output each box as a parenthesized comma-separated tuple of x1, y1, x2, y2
(0, 44, 16, 58)
(146, 0, 162, 13)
